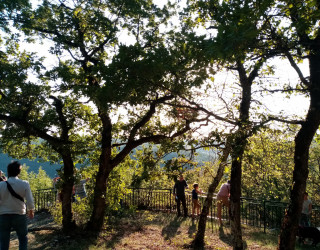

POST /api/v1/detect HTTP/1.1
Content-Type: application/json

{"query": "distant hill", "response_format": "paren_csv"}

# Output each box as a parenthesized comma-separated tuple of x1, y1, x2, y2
(0, 147, 216, 179)
(0, 153, 60, 178)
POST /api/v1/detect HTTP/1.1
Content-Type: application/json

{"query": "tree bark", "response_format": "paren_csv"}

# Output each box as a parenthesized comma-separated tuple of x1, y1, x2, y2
(86, 152, 111, 231)
(60, 153, 76, 231)
(278, 53, 320, 249)
(86, 112, 112, 232)
(193, 138, 231, 248)
(229, 135, 245, 250)
(228, 61, 254, 250)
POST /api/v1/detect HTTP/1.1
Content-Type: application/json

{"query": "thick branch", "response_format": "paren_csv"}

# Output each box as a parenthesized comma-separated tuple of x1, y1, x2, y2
(49, 96, 71, 140)
(128, 95, 175, 141)
(175, 99, 236, 125)
(284, 50, 310, 87)
(111, 120, 191, 167)
(258, 87, 308, 94)
(0, 114, 67, 146)
(268, 116, 304, 125)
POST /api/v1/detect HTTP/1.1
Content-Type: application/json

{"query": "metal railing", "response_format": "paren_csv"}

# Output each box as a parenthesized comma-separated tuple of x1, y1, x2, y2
(121, 188, 320, 231)
(33, 187, 320, 231)
(33, 188, 57, 211)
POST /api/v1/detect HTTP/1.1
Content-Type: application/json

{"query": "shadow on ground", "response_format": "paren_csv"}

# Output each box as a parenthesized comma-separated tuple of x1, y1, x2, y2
(161, 215, 185, 240)
(218, 224, 233, 246)
(187, 219, 197, 238)
(26, 212, 97, 250)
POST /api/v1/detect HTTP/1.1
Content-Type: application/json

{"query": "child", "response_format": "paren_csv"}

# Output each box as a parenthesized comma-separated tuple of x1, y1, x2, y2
(192, 183, 202, 218)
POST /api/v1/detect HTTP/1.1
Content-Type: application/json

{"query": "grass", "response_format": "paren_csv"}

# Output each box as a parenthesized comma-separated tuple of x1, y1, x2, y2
(7, 210, 316, 249)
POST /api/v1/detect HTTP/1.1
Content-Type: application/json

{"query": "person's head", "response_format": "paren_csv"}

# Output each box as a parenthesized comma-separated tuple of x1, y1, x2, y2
(193, 183, 199, 189)
(179, 175, 184, 181)
(7, 161, 22, 177)
(304, 192, 308, 200)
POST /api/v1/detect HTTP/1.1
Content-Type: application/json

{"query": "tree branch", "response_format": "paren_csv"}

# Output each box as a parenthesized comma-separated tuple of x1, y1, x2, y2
(128, 95, 175, 141)
(173, 99, 237, 126)
(284, 50, 310, 87)
(268, 116, 304, 125)
(0, 114, 68, 146)
(49, 96, 71, 141)
(111, 120, 192, 167)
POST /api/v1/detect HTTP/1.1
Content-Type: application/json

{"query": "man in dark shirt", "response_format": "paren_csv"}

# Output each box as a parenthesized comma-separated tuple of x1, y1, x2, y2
(173, 175, 188, 217)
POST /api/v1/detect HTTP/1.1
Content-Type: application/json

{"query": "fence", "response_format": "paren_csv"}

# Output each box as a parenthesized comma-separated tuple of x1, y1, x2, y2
(33, 188, 56, 211)
(33, 187, 320, 231)
(121, 188, 320, 231)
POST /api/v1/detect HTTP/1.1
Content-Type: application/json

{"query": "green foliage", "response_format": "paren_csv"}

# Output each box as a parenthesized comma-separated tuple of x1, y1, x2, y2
(242, 129, 295, 201)
(49, 201, 63, 225)
(49, 154, 134, 226)
(307, 140, 320, 203)
(19, 165, 53, 192)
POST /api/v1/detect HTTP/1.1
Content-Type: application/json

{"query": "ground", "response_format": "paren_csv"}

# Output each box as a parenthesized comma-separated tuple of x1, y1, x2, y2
(7, 210, 318, 249)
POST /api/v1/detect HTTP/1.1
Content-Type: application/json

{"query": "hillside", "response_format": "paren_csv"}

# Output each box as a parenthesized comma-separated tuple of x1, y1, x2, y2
(0, 153, 60, 178)
(0, 147, 216, 179)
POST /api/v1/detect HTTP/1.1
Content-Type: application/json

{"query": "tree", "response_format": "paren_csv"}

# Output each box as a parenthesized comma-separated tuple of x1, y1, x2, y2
(185, 0, 276, 248)
(193, 136, 231, 247)
(2, 0, 211, 232)
(0, 31, 96, 230)
(19, 166, 53, 191)
(258, 1, 320, 248)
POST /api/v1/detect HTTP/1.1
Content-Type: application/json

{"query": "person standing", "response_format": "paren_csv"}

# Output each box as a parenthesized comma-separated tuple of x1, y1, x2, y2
(191, 183, 202, 219)
(0, 161, 35, 250)
(300, 192, 312, 227)
(173, 175, 188, 217)
(217, 180, 230, 226)
(74, 178, 89, 200)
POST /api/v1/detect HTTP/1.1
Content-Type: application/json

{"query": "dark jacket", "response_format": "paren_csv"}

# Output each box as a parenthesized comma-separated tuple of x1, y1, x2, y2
(173, 180, 188, 197)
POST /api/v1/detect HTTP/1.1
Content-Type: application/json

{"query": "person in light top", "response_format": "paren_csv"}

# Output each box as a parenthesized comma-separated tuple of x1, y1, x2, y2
(0, 161, 34, 250)
(300, 192, 312, 227)
(217, 180, 230, 226)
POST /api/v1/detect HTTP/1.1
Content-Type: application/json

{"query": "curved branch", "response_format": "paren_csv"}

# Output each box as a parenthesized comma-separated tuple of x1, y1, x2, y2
(284, 50, 310, 87)
(128, 95, 175, 141)
(177, 98, 237, 125)
(268, 116, 304, 125)
(49, 96, 71, 140)
(111, 120, 191, 167)
(0, 114, 68, 146)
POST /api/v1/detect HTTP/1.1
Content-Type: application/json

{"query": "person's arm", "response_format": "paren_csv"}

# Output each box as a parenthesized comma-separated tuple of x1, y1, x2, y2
(28, 209, 34, 219)
(25, 182, 35, 218)
(309, 202, 312, 214)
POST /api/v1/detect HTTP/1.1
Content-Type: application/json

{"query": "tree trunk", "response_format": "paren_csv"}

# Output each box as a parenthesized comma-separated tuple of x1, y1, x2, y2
(228, 61, 253, 250)
(86, 113, 112, 232)
(278, 54, 320, 249)
(229, 143, 245, 250)
(60, 153, 76, 232)
(193, 138, 231, 248)
(86, 156, 111, 231)
(229, 131, 247, 250)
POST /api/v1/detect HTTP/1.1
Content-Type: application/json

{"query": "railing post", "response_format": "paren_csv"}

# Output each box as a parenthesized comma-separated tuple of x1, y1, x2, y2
(169, 189, 172, 212)
(263, 200, 266, 233)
